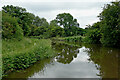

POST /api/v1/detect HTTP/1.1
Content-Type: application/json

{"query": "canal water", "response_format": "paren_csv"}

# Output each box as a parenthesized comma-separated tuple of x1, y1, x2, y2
(3, 41, 119, 79)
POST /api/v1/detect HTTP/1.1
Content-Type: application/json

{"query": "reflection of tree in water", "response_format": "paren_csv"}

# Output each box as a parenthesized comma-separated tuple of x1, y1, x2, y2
(84, 44, 119, 78)
(52, 42, 80, 64)
(3, 58, 53, 79)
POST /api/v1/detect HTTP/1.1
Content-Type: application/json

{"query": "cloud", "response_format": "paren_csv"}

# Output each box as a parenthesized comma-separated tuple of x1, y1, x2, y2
(0, 0, 2, 11)
(2, 0, 113, 2)
(2, 0, 113, 28)
(2, 2, 108, 12)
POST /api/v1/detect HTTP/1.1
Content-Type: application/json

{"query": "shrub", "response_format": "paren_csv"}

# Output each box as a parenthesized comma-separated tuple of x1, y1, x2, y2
(2, 38, 55, 75)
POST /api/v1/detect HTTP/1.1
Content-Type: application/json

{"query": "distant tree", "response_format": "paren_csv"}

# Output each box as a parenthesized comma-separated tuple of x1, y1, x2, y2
(56, 13, 80, 36)
(84, 22, 101, 44)
(50, 20, 58, 27)
(33, 17, 49, 27)
(76, 28, 85, 36)
(33, 26, 47, 36)
(49, 20, 64, 37)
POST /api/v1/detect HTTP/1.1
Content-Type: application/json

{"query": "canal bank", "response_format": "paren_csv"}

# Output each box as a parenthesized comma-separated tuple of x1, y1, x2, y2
(2, 38, 55, 77)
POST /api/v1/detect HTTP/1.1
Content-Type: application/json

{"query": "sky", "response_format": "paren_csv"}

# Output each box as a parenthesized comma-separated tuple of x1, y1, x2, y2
(1, 0, 114, 28)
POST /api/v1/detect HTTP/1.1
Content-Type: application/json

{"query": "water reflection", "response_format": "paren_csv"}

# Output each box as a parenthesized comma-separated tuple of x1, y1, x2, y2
(3, 41, 119, 79)
(83, 44, 119, 78)
(52, 42, 80, 64)
(2, 58, 54, 79)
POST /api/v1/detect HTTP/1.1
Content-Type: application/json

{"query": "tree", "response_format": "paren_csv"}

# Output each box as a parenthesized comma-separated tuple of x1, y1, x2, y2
(33, 16, 41, 27)
(49, 20, 64, 37)
(29, 24, 38, 36)
(33, 17, 49, 28)
(84, 22, 101, 44)
(2, 5, 36, 37)
(99, 1, 120, 47)
(2, 12, 23, 39)
(84, 1, 120, 47)
(23, 23, 31, 36)
(2, 5, 27, 18)
(56, 13, 80, 36)
(50, 19, 58, 27)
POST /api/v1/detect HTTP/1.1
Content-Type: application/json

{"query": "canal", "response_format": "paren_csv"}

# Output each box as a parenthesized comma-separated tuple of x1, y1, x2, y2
(3, 41, 119, 79)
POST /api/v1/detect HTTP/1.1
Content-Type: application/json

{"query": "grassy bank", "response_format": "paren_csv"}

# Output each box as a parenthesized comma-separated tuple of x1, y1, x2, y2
(52, 36, 84, 42)
(2, 38, 55, 76)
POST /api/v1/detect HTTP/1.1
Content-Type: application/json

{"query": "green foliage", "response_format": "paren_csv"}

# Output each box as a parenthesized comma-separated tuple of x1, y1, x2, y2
(84, 22, 101, 44)
(14, 25, 23, 40)
(33, 17, 49, 27)
(30, 36, 44, 39)
(35, 26, 47, 36)
(31, 17, 49, 37)
(2, 38, 55, 75)
(2, 12, 23, 39)
(2, 5, 84, 39)
(2, 5, 26, 17)
(2, 5, 32, 36)
(56, 13, 81, 36)
(23, 23, 31, 36)
(52, 36, 83, 42)
(99, 1, 120, 47)
(84, 1, 120, 47)
(65, 36, 82, 42)
(49, 20, 65, 37)
(29, 24, 38, 36)
(2, 5, 51, 39)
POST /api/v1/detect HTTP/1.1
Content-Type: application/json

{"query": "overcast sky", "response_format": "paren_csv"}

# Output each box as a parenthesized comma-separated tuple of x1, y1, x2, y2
(1, 0, 114, 28)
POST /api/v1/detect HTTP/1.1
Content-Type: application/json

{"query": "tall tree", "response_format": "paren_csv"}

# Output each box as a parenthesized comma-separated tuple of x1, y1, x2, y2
(49, 20, 64, 37)
(2, 5, 36, 36)
(56, 13, 79, 36)
(2, 12, 23, 39)
(33, 16, 49, 27)
(99, 1, 120, 47)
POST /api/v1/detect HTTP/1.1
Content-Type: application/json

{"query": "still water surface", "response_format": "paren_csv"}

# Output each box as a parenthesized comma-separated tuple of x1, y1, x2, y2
(4, 41, 119, 79)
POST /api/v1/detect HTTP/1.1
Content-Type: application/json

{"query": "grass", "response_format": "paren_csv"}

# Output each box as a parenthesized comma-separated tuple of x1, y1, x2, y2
(29, 36, 44, 39)
(2, 37, 55, 76)
(52, 36, 85, 42)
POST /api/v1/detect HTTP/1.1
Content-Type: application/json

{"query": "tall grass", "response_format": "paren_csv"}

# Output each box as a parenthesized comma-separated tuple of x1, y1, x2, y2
(2, 38, 54, 76)
(52, 36, 84, 42)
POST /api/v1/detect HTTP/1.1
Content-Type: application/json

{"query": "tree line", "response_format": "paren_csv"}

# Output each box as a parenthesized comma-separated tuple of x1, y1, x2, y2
(1, 1, 120, 47)
(2, 5, 84, 40)
(84, 1, 120, 47)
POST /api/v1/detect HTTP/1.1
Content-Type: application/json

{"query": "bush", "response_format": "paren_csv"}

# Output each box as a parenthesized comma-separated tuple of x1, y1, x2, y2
(2, 12, 23, 39)
(2, 38, 55, 75)
(64, 36, 82, 42)
(99, 2, 120, 47)
(84, 29, 101, 44)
